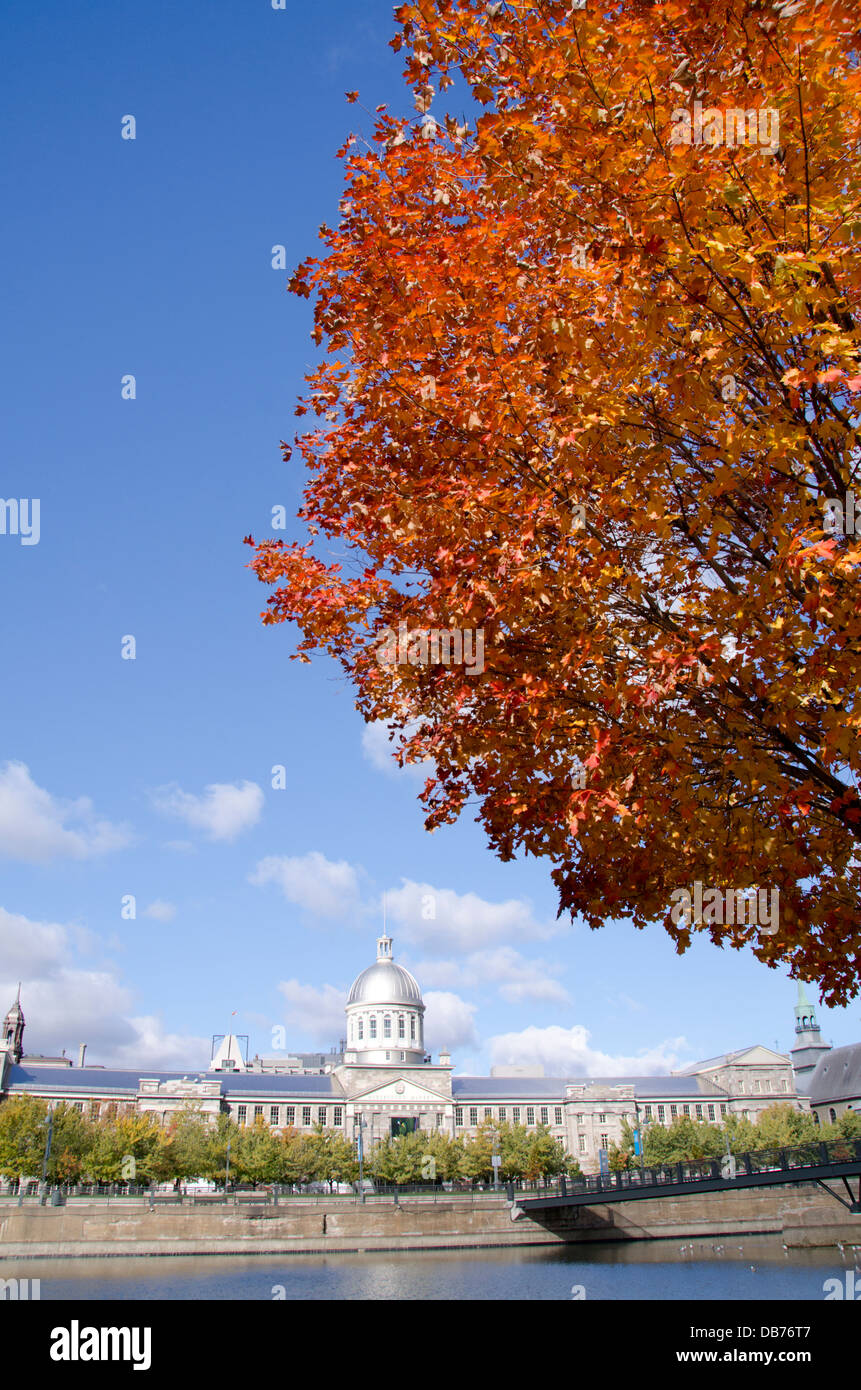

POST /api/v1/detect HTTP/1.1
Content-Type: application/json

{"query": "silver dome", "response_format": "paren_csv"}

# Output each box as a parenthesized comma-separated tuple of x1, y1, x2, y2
(347, 959, 423, 1007)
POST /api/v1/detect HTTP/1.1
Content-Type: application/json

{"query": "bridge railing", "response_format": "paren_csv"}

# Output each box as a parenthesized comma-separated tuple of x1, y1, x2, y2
(509, 1138, 861, 1202)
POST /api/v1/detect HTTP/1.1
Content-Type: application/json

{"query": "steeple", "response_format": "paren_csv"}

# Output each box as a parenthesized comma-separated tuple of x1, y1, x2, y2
(790, 981, 831, 1094)
(2, 986, 25, 1063)
(794, 981, 818, 1034)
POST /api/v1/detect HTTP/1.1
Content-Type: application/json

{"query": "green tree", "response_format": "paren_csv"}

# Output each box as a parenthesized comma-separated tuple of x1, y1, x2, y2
(0, 1095, 51, 1180)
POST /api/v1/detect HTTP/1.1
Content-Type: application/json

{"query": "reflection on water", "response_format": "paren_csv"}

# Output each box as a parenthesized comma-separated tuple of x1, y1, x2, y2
(4, 1235, 859, 1300)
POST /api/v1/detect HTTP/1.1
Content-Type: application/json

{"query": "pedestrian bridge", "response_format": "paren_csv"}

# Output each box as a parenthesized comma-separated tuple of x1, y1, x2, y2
(511, 1139, 861, 1217)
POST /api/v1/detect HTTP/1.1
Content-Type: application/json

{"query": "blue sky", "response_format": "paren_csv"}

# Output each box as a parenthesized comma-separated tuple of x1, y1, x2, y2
(0, 0, 857, 1078)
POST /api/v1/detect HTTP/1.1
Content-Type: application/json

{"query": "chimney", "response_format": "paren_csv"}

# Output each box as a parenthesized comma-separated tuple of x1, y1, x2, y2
(78, 1043, 87, 1068)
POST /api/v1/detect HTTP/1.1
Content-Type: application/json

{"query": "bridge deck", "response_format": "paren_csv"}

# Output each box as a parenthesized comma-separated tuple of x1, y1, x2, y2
(514, 1140, 861, 1213)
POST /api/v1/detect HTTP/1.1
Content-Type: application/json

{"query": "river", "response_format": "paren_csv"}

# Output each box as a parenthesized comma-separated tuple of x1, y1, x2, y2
(7, 1235, 859, 1300)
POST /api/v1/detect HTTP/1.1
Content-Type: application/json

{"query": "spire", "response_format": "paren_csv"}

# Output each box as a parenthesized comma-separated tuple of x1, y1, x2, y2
(795, 981, 818, 1033)
(2, 987, 25, 1062)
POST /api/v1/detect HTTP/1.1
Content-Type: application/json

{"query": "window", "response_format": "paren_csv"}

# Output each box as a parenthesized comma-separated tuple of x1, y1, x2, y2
(469, 1107, 478, 1126)
(436, 1113, 443, 1127)
(499, 1107, 507, 1122)
(707, 1104, 715, 1121)
(578, 1135, 586, 1153)
(370, 1018, 377, 1040)
(670, 1104, 677, 1119)
(410, 1016, 415, 1040)
(555, 1107, 563, 1126)
(73, 1101, 84, 1112)
(358, 1019, 363, 1041)
(398, 1016, 405, 1038)
(600, 1133, 608, 1149)
(385, 1051, 390, 1061)
(720, 1104, 727, 1118)
(540, 1107, 549, 1125)
(779, 1079, 787, 1092)
(285, 1106, 295, 1126)
(657, 1105, 665, 1123)
(318, 1107, 327, 1126)
(384, 1017, 392, 1039)
(270, 1106, 280, 1126)
(644, 1105, 653, 1120)
(302, 1106, 311, 1126)
(237, 1105, 247, 1125)
(753, 1079, 761, 1094)
(813, 1112, 820, 1126)
(513, 1107, 521, 1124)
(695, 1104, 703, 1120)
(484, 1107, 492, 1120)
(455, 1107, 463, 1127)
(830, 1108, 837, 1123)
(764, 1080, 771, 1093)
(737, 1079, 744, 1094)
(527, 1107, 535, 1126)
(254, 1105, 263, 1120)
(333, 1106, 342, 1126)
(683, 1104, 690, 1117)
(598, 1112, 606, 1124)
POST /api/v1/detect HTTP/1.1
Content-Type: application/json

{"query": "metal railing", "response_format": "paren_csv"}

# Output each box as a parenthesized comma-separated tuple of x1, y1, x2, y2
(512, 1138, 861, 1205)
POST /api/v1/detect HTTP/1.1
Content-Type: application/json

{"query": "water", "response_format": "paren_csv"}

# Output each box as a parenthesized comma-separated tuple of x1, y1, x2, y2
(5, 1236, 858, 1300)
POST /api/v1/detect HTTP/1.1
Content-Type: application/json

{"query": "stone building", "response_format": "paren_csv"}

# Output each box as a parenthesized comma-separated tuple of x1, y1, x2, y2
(0, 934, 844, 1173)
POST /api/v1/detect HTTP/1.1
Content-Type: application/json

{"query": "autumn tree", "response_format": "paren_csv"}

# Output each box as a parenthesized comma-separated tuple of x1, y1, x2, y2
(249, 0, 861, 1001)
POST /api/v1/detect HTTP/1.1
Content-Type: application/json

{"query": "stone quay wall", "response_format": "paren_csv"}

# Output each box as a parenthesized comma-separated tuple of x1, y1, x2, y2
(0, 1184, 857, 1258)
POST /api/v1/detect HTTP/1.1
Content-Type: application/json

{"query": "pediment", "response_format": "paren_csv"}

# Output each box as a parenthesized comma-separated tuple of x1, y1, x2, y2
(728, 1046, 789, 1068)
(348, 1076, 448, 1104)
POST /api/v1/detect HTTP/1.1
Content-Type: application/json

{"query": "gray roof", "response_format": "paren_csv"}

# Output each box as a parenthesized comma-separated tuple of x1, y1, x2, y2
(452, 1075, 727, 1100)
(807, 1043, 861, 1107)
(347, 960, 423, 1007)
(674, 1046, 789, 1075)
(4, 1065, 338, 1100)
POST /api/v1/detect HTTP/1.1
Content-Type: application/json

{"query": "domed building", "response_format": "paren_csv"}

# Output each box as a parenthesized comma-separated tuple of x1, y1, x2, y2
(344, 934, 426, 1066)
(0, 933, 820, 1172)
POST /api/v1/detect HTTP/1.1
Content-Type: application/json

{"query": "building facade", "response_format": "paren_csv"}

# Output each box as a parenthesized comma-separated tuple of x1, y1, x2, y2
(0, 935, 847, 1173)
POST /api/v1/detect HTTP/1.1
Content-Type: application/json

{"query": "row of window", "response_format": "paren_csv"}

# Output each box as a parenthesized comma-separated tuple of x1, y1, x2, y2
(455, 1106, 564, 1128)
(350, 1014, 418, 1043)
(234, 1104, 344, 1128)
(644, 1103, 728, 1123)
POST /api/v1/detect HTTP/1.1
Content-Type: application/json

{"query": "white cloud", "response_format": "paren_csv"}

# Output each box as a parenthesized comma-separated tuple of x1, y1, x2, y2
(385, 879, 560, 955)
(361, 720, 430, 780)
(487, 1024, 691, 1078)
(0, 906, 208, 1069)
(142, 900, 177, 923)
(423, 991, 479, 1051)
(278, 979, 346, 1046)
(412, 947, 569, 1005)
(250, 851, 361, 918)
(0, 762, 132, 863)
(153, 780, 263, 842)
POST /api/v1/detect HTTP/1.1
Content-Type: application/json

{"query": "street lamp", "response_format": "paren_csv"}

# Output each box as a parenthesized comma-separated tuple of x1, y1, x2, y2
(41, 1105, 54, 1184)
(225, 1133, 232, 1193)
(490, 1126, 501, 1190)
(353, 1114, 366, 1203)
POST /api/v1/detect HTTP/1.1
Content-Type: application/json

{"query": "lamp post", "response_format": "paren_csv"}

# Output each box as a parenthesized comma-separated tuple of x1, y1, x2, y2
(225, 1133, 232, 1194)
(354, 1114, 366, 1203)
(39, 1104, 54, 1203)
(490, 1126, 501, 1191)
